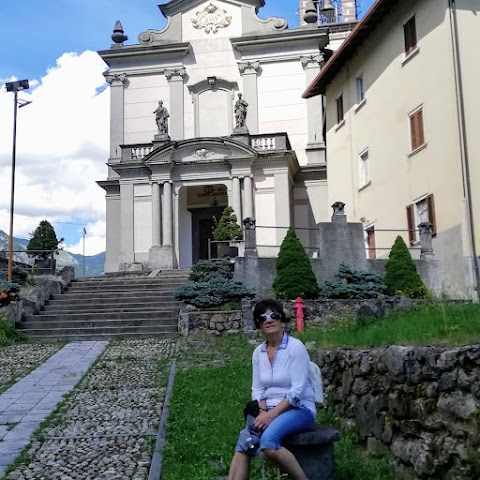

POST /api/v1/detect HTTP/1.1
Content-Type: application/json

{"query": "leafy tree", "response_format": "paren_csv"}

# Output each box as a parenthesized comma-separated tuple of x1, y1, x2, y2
(320, 264, 386, 299)
(26, 220, 61, 259)
(273, 227, 319, 299)
(212, 207, 243, 241)
(384, 236, 428, 298)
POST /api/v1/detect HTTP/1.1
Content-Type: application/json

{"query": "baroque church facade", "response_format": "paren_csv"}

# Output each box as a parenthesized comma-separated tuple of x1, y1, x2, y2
(98, 0, 356, 272)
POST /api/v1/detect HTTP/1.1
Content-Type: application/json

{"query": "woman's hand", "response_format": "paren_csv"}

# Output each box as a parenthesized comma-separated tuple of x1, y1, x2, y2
(253, 410, 275, 432)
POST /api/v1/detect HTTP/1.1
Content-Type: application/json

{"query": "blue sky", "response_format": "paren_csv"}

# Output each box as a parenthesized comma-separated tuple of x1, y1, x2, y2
(0, 0, 375, 254)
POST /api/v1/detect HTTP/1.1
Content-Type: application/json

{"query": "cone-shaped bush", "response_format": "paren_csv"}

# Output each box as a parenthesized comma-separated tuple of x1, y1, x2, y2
(212, 206, 243, 241)
(26, 220, 60, 259)
(384, 235, 428, 298)
(273, 227, 319, 299)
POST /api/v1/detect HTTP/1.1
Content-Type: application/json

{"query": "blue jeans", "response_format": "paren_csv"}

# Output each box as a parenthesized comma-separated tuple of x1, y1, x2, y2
(235, 407, 315, 453)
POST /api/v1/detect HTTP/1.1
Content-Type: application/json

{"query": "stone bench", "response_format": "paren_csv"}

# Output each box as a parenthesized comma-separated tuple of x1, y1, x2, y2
(282, 425, 341, 480)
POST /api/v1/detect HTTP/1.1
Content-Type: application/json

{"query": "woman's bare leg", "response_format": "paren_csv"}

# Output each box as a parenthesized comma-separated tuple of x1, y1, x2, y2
(228, 452, 251, 480)
(263, 447, 308, 480)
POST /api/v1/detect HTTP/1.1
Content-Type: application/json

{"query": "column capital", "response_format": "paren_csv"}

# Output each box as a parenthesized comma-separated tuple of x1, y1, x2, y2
(164, 68, 186, 80)
(105, 72, 127, 85)
(238, 61, 260, 75)
(300, 54, 325, 69)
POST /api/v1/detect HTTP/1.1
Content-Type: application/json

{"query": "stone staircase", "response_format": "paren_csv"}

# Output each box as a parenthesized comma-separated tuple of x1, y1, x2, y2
(18, 270, 191, 340)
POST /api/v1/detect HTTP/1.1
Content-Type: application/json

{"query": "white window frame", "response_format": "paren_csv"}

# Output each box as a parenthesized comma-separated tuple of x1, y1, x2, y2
(358, 148, 370, 190)
(355, 72, 365, 105)
(407, 104, 426, 155)
(363, 222, 376, 259)
(411, 194, 428, 243)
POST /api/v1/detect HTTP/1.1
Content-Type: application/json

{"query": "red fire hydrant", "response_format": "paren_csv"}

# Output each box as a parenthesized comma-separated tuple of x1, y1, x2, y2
(293, 297, 305, 333)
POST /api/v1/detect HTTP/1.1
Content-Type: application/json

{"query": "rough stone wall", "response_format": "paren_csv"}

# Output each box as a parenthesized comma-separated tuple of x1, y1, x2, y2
(179, 310, 242, 336)
(314, 345, 480, 479)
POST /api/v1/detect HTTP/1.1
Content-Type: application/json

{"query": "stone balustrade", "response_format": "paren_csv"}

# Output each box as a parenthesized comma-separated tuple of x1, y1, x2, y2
(121, 143, 154, 161)
(250, 133, 291, 151)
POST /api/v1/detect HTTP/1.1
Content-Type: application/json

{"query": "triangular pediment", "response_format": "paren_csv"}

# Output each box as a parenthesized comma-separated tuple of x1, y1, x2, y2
(159, 0, 265, 18)
(145, 137, 257, 165)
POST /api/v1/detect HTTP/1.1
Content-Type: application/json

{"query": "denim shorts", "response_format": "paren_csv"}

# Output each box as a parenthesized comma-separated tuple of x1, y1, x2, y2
(235, 407, 315, 453)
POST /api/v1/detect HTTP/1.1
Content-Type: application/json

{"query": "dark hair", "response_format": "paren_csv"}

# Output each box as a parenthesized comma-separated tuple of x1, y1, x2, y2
(253, 299, 286, 329)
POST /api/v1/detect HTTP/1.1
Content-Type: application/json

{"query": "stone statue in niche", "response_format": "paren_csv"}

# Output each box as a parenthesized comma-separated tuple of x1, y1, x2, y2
(234, 93, 249, 131)
(154, 101, 169, 135)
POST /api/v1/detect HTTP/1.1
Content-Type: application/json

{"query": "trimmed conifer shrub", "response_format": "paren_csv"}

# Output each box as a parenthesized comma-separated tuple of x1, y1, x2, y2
(384, 235, 428, 298)
(26, 220, 61, 259)
(212, 207, 243, 241)
(175, 259, 254, 308)
(320, 264, 386, 299)
(273, 227, 319, 299)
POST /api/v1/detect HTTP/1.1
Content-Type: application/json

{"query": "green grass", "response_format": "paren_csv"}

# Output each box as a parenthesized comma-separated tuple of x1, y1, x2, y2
(297, 303, 480, 348)
(161, 334, 395, 480)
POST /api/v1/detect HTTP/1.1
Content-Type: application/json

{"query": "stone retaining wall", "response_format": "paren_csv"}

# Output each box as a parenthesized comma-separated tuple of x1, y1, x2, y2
(2, 267, 75, 326)
(178, 310, 243, 336)
(314, 345, 480, 479)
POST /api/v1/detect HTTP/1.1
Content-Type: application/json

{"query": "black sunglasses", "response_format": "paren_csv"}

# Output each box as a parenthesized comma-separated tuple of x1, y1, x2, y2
(258, 311, 282, 323)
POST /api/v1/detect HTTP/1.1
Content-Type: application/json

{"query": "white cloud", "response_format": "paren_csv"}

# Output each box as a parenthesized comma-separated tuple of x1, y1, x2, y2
(0, 51, 109, 254)
(66, 219, 106, 256)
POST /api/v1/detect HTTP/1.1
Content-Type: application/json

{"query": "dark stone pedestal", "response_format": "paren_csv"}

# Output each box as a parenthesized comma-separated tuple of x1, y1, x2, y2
(283, 425, 341, 480)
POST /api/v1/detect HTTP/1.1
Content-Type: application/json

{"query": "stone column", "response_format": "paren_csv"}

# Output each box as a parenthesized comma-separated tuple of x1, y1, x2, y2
(274, 170, 291, 245)
(151, 182, 162, 246)
(243, 175, 254, 220)
(238, 62, 260, 134)
(301, 54, 326, 151)
(419, 222, 435, 260)
(119, 182, 134, 266)
(163, 181, 173, 246)
(165, 68, 186, 141)
(105, 73, 127, 161)
(232, 176, 242, 224)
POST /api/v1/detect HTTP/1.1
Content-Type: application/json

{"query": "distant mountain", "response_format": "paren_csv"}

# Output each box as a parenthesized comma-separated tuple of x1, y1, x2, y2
(0, 230, 105, 277)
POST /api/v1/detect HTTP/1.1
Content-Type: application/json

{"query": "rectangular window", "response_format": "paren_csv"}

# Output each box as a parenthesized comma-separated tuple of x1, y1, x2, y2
(406, 193, 436, 244)
(404, 16, 417, 56)
(409, 107, 425, 151)
(359, 150, 369, 188)
(336, 94, 344, 124)
(365, 226, 376, 259)
(355, 74, 365, 104)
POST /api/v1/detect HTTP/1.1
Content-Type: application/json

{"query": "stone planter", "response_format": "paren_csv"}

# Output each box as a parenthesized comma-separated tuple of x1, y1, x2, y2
(179, 309, 243, 336)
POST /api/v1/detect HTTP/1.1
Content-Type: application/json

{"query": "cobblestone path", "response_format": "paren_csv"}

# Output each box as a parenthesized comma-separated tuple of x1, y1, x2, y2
(0, 342, 108, 476)
(2, 339, 174, 480)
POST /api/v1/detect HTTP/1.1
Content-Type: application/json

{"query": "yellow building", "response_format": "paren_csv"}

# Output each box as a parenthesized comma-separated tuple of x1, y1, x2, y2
(304, 0, 480, 299)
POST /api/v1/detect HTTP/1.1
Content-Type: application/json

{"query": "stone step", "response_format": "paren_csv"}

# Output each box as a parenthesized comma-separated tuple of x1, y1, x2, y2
(47, 297, 178, 306)
(42, 304, 178, 315)
(22, 317, 177, 329)
(43, 301, 178, 312)
(67, 282, 187, 291)
(73, 274, 191, 284)
(52, 291, 178, 301)
(27, 311, 178, 322)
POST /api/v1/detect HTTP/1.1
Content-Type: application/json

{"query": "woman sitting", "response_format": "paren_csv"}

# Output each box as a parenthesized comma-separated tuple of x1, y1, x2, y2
(228, 299, 316, 480)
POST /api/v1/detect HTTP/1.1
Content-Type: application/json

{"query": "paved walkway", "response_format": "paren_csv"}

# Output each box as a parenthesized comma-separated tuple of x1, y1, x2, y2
(0, 341, 108, 476)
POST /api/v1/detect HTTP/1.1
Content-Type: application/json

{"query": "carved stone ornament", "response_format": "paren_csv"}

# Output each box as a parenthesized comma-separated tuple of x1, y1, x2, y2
(191, 3, 232, 34)
(105, 73, 127, 85)
(193, 148, 214, 160)
(164, 68, 186, 80)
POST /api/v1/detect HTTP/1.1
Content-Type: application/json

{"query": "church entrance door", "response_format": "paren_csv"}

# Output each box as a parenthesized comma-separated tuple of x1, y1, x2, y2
(190, 207, 225, 264)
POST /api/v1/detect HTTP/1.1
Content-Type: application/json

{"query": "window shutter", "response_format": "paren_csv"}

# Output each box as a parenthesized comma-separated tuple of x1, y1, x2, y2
(427, 194, 436, 236)
(417, 109, 425, 146)
(406, 204, 415, 244)
(410, 115, 418, 150)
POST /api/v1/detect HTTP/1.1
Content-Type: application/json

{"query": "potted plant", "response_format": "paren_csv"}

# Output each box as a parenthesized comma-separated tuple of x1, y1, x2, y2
(212, 207, 243, 258)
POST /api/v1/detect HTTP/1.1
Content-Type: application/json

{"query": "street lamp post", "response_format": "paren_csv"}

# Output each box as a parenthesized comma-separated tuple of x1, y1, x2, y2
(5, 79, 30, 282)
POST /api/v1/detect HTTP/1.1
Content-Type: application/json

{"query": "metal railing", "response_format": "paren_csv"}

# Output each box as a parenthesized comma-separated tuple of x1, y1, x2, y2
(0, 249, 59, 275)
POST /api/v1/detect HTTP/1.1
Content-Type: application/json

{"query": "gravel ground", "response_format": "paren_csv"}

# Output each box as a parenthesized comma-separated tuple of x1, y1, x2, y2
(0, 343, 63, 392)
(3, 339, 174, 480)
